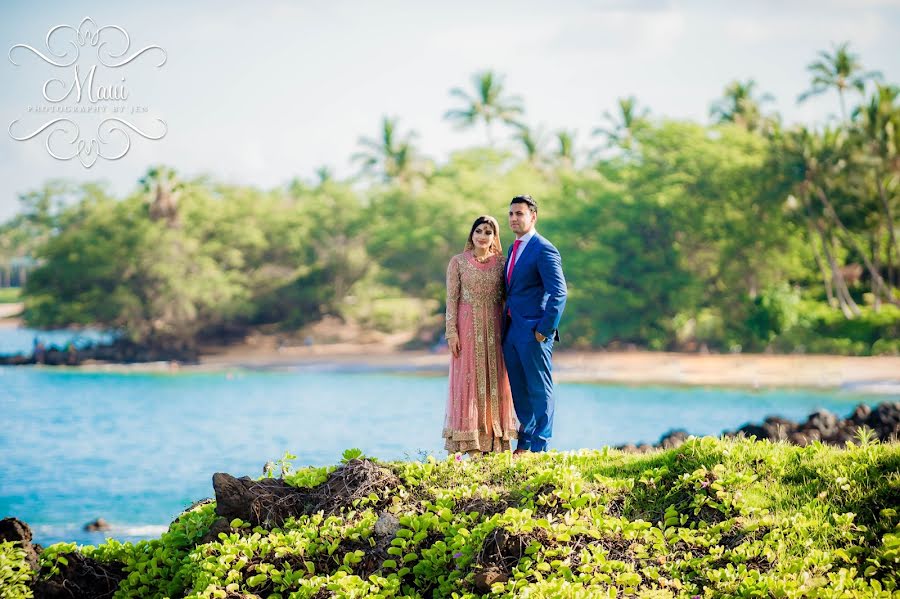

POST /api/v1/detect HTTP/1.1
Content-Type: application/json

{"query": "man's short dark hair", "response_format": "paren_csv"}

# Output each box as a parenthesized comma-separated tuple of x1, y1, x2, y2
(511, 194, 537, 213)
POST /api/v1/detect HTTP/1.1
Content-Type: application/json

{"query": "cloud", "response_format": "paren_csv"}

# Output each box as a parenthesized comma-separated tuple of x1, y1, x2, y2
(548, 7, 686, 56)
(722, 11, 887, 46)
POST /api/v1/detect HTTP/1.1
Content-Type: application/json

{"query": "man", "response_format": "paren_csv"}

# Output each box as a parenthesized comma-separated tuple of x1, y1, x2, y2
(502, 195, 567, 454)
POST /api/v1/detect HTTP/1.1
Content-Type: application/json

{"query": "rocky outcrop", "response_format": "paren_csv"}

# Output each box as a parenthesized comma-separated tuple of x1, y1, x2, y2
(728, 402, 900, 446)
(83, 518, 111, 532)
(0, 517, 40, 572)
(0, 339, 198, 366)
(618, 401, 900, 452)
(0, 518, 125, 599)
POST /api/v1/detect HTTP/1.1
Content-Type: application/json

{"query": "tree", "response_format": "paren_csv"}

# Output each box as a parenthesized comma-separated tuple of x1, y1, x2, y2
(351, 116, 425, 183)
(512, 124, 549, 168)
(0, 181, 84, 287)
(710, 80, 774, 132)
(592, 96, 648, 155)
(23, 194, 242, 349)
(314, 166, 334, 185)
(853, 84, 900, 292)
(798, 42, 882, 121)
(541, 173, 694, 349)
(140, 165, 182, 227)
(444, 70, 524, 145)
(778, 125, 899, 316)
(554, 130, 576, 169)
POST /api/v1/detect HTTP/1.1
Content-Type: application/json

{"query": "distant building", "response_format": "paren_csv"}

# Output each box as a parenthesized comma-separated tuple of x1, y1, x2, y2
(1, 256, 37, 287)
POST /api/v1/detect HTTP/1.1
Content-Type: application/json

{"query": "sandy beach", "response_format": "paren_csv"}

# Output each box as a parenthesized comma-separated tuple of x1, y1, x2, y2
(0, 302, 22, 321)
(189, 341, 900, 393)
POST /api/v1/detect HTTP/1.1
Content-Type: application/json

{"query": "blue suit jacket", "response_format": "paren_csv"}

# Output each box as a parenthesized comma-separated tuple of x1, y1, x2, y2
(503, 233, 567, 343)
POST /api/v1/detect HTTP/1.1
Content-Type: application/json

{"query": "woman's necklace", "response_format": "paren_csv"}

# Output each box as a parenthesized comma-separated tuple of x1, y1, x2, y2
(473, 250, 491, 263)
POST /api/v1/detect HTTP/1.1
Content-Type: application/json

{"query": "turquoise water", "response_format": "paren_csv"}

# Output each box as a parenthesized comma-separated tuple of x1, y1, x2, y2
(0, 364, 894, 547)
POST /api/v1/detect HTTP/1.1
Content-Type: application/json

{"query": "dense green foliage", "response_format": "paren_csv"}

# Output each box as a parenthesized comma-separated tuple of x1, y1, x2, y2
(0, 541, 33, 597)
(1, 45, 898, 353)
(10, 437, 900, 598)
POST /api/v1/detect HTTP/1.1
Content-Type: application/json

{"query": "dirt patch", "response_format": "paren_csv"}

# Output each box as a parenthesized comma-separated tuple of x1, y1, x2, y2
(473, 527, 549, 592)
(1, 518, 125, 599)
(213, 459, 401, 528)
(605, 496, 625, 517)
(477, 527, 536, 571)
(308, 459, 400, 516)
(33, 552, 125, 599)
(455, 495, 510, 517)
(719, 524, 769, 551)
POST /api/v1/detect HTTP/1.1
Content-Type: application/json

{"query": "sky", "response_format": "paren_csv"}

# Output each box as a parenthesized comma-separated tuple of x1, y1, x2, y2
(1, 0, 899, 221)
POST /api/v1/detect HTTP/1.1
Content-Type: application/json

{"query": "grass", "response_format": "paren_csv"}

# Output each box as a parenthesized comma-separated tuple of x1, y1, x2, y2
(4, 436, 899, 598)
(0, 287, 20, 304)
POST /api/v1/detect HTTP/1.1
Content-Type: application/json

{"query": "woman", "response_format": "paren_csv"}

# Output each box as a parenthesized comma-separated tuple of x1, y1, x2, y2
(443, 215, 518, 455)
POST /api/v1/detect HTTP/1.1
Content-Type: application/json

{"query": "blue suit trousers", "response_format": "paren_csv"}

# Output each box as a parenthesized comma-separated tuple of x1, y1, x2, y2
(502, 333, 555, 452)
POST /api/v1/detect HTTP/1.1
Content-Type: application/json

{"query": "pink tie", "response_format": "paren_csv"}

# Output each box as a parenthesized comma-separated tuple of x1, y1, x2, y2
(507, 239, 522, 284)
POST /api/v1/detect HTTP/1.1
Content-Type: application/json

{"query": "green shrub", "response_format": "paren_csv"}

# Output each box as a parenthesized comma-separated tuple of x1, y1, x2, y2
(357, 297, 439, 334)
(872, 338, 900, 356)
(16, 438, 900, 598)
(0, 541, 33, 598)
(772, 301, 900, 355)
(0, 287, 20, 303)
(743, 284, 802, 347)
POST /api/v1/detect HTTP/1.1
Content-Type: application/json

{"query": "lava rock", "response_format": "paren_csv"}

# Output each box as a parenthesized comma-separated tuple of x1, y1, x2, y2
(0, 517, 39, 571)
(83, 518, 112, 532)
(615, 401, 900, 453)
(803, 410, 840, 439)
(867, 402, 900, 439)
(850, 404, 872, 423)
(658, 430, 691, 449)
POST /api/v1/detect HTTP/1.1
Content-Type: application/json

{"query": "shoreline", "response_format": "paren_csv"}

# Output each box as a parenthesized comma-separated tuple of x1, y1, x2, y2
(73, 343, 900, 394)
(0, 301, 23, 323)
(3, 306, 899, 393)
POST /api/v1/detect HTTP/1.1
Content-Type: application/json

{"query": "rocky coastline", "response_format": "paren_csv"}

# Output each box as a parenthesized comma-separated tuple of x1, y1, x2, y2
(3, 402, 899, 596)
(618, 400, 900, 452)
(0, 338, 198, 366)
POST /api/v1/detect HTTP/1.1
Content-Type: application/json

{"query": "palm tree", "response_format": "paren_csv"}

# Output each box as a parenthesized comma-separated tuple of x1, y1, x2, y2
(854, 84, 900, 291)
(314, 166, 334, 186)
(140, 166, 181, 227)
(854, 84, 900, 161)
(780, 128, 859, 317)
(798, 42, 882, 121)
(783, 126, 898, 312)
(351, 117, 421, 183)
(444, 70, 524, 146)
(592, 96, 648, 154)
(512, 124, 548, 168)
(710, 80, 774, 131)
(555, 130, 576, 168)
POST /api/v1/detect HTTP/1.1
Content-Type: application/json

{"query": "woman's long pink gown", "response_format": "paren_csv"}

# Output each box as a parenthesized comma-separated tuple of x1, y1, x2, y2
(443, 251, 519, 453)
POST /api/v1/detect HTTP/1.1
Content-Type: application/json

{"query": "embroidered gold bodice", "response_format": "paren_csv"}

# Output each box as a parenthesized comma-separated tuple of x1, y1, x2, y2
(445, 252, 505, 340)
